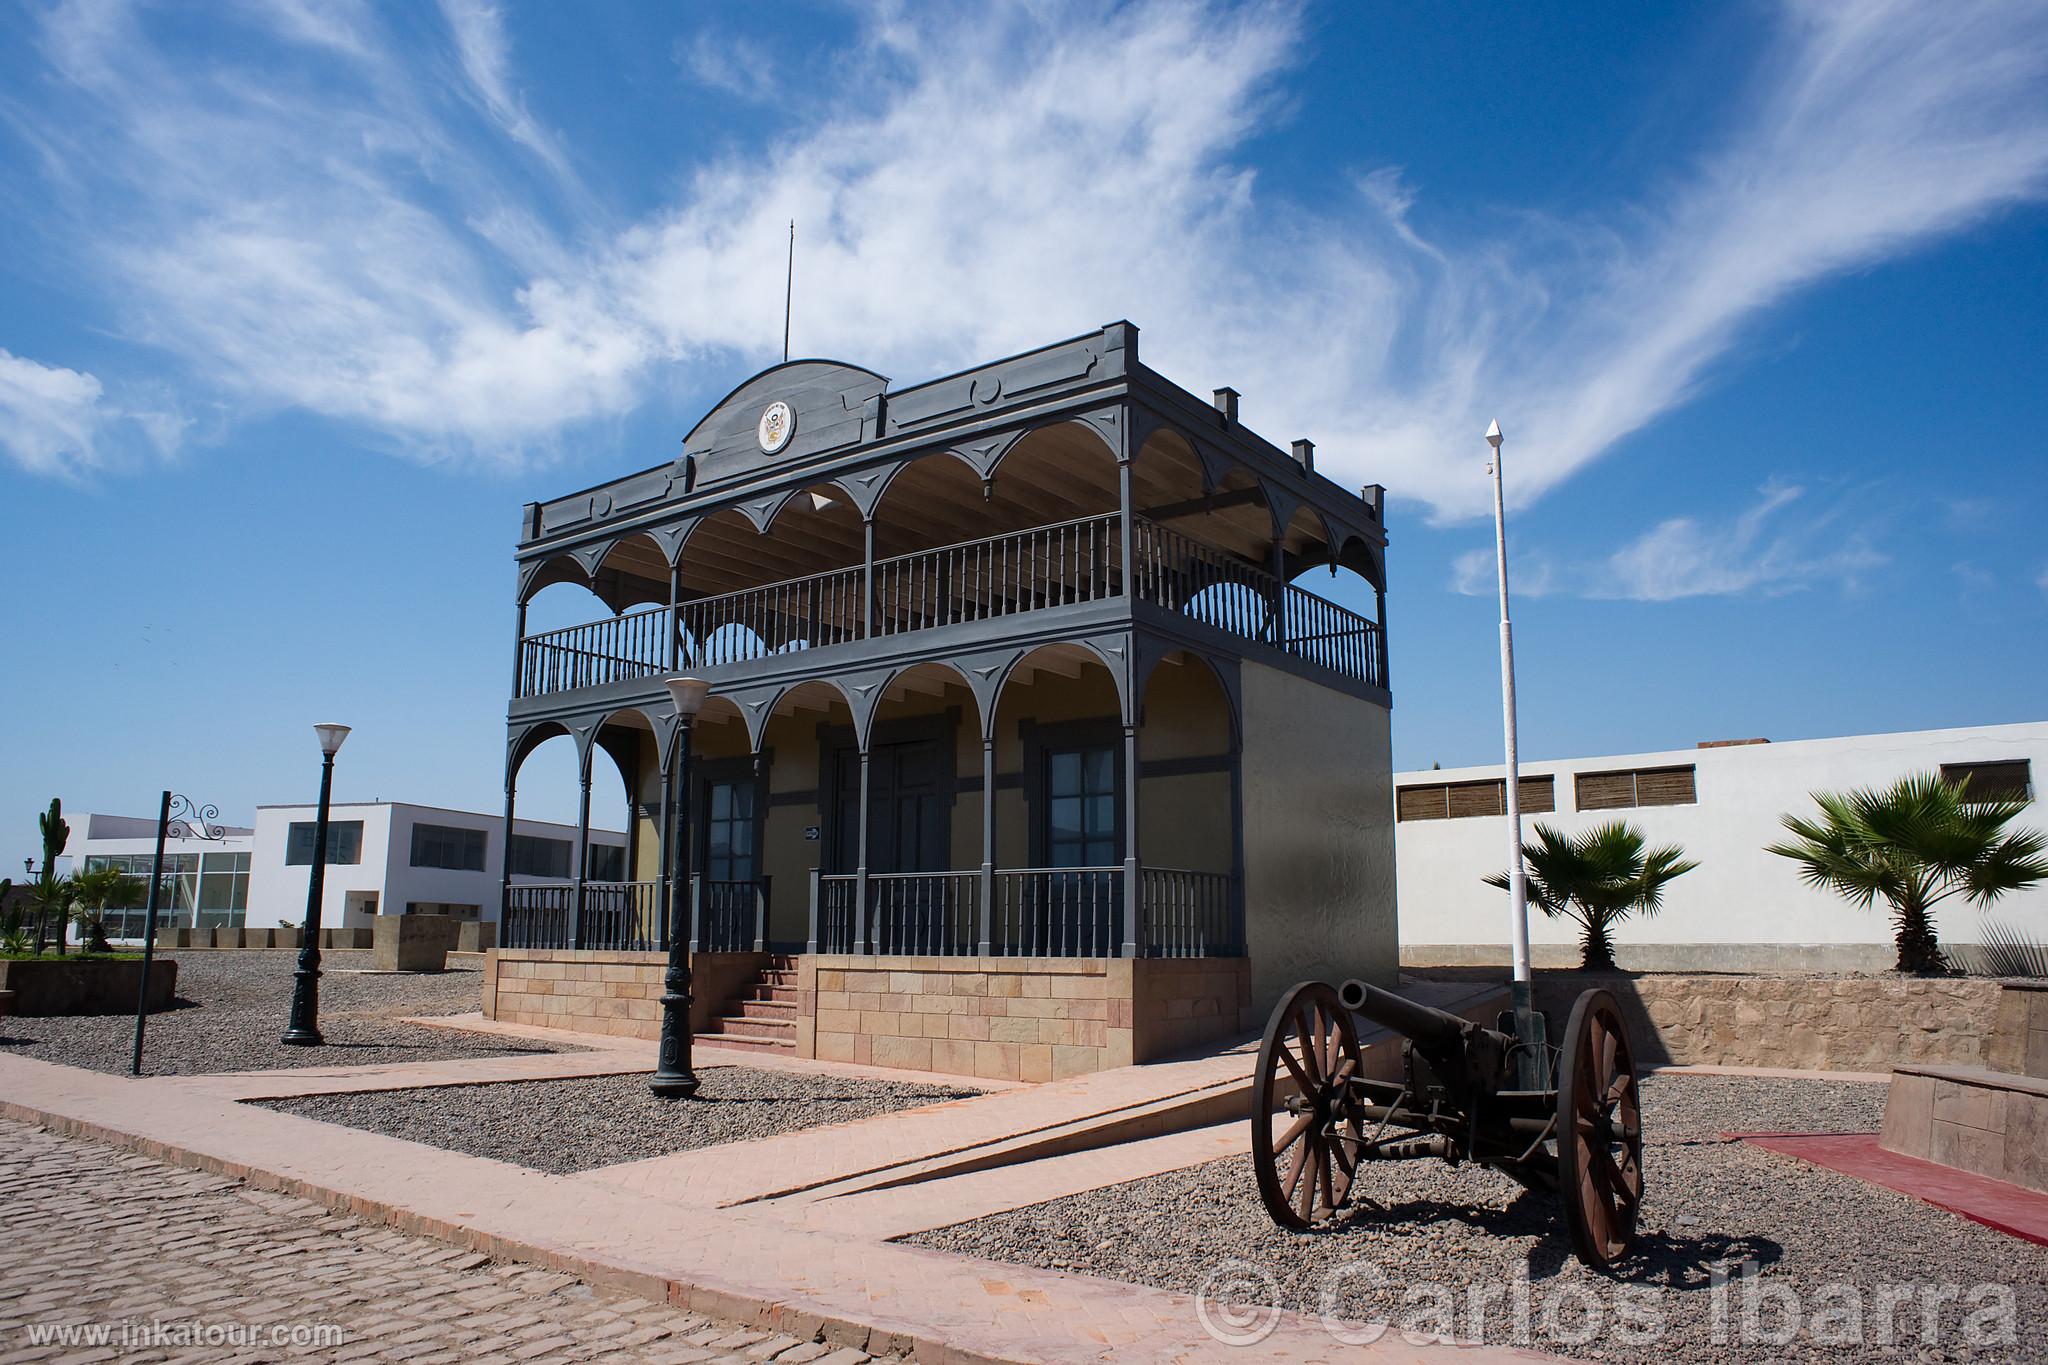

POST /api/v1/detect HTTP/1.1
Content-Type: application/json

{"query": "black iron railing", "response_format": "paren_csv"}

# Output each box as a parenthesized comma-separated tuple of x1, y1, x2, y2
(514, 513, 1384, 699)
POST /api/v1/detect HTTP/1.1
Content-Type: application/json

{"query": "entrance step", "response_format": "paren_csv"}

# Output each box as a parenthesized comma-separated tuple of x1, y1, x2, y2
(696, 955, 799, 1054)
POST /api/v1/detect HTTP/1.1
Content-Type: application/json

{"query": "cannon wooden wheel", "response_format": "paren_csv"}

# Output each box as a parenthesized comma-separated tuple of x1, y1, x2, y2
(1555, 988, 1643, 1269)
(1252, 981, 1364, 1230)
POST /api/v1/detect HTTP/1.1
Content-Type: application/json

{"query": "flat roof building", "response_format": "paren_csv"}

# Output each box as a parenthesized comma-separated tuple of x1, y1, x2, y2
(1394, 720, 2047, 973)
(70, 803, 623, 940)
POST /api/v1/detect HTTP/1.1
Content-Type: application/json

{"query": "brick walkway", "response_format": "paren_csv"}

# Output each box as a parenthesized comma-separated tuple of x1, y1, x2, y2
(0, 1118, 878, 1365)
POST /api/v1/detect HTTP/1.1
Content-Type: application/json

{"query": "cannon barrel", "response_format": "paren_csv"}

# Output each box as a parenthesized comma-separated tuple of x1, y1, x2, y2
(1338, 979, 1467, 1052)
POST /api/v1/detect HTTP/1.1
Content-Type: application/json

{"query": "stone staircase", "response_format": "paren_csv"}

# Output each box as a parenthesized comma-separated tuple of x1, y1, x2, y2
(697, 955, 797, 1055)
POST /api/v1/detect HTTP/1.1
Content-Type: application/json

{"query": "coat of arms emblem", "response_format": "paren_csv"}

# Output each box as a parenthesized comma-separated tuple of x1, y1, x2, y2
(757, 401, 795, 454)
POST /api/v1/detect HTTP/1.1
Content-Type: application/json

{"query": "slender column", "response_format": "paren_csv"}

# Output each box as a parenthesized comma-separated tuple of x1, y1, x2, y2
(853, 747, 872, 954)
(1117, 460, 1135, 599)
(1374, 580, 1390, 689)
(498, 764, 518, 942)
(862, 518, 877, 638)
(806, 867, 822, 955)
(655, 739, 674, 950)
(511, 600, 528, 699)
(687, 873, 703, 953)
(668, 565, 682, 669)
(1268, 540, 1288, 648)
(977, 732, 996, 955)
(752, 750, 770, 950)
(1120, 720, 1142, 958)
(129, 789, 172, 1074)
(622, 753, 641, 895)
(570, 751, 592, 950)
(1229, 743, 1247, 955)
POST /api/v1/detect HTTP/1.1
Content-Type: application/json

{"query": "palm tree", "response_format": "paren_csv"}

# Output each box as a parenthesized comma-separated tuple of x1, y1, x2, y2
(27, 875, 77, 957)
(1485, 821, 1699, 971)
(1768, 772, 2048, 975)
(70, 864, 132, 954)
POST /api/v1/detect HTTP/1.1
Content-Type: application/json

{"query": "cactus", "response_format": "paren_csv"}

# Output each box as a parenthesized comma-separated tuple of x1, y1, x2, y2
(33, 798, 69, 955)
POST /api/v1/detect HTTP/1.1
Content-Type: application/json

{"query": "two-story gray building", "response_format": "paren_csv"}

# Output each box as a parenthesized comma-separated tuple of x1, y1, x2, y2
(483, 322, 1398, 1081)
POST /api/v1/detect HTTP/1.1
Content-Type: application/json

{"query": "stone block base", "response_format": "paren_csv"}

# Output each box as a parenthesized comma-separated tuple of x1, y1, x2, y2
(372, 914, 458, 972)
(482, 950, 1255, 1081)
(805, 955, 1253, 1081)
(485, 950, 767, 1040)
(1880, 1063, 2048, 1194)
(0, 957, 177, 1016)
(458, 921, 497, 954)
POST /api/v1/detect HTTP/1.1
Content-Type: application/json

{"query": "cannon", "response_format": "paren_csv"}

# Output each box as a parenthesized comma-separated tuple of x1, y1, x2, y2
(1249, 979, 1642, 1269)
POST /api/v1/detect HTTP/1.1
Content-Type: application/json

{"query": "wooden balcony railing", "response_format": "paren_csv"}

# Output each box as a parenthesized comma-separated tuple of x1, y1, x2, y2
(515, 513, 1383, 699)
(872, 513, 1122, 635)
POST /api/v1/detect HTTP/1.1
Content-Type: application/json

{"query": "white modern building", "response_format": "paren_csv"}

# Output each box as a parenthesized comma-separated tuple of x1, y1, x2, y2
(72, 812, 256, 940)
(1394, 721, 2046, 973)
(249, 802, 625, 930)
(69, 802, 624, 937)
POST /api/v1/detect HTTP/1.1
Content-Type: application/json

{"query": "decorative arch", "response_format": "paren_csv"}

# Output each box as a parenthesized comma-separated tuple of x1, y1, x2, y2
(1133, 642, 1242, 752)
(992, 637, 1131, 727)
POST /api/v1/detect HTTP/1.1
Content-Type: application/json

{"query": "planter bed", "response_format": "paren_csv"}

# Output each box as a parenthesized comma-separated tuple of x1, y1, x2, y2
(0, 955, 175, 1016)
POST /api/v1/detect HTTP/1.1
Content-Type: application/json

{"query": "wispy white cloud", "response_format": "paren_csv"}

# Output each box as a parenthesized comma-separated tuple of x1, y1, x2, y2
(0, 349, 182, 478)
(437, 0, 585, 201)
(1452, 481, 1887, 601)
(675, 28, 776, 103)
(9, 0, 2048, 508)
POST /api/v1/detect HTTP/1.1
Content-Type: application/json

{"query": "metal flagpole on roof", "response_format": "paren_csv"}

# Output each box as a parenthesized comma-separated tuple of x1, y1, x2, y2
(783, 220, 795, 363)
(1488, 419, 1544, 1087)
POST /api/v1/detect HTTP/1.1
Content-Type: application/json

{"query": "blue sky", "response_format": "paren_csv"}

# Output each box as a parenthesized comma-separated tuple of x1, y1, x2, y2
(3, 0, 2046, 866)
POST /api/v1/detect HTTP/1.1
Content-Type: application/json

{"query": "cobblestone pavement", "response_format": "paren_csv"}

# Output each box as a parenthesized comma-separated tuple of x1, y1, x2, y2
(0, 1118, 881, 1364)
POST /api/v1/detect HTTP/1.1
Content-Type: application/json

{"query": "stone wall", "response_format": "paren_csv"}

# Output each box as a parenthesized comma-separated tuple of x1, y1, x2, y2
(802, 955, 1252, 1082)
(1989, 982, 2048, 1079)
(1411, 968, 2010, 1071)
(485, 950, 765, 1040)
(1534, 972, 2007, 1071)
(1880, 1063, 2048, 1194)
(487, 949, 1254, 1079)
(0, 957, 178, 1016)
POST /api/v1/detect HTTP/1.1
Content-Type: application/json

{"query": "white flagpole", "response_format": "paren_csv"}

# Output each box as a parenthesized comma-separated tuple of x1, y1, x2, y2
(1487, 420, 1539, 1081)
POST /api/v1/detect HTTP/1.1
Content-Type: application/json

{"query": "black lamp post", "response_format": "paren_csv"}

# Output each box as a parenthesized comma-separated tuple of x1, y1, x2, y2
(650, 676, 708, 1098)
(282, 722, 351, 1046)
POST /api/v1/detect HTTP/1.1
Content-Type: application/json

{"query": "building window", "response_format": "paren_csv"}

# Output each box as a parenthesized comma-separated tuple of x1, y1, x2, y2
(508, 834, 571, 879)
(703, 780, 757, 883)
(286, 820, 363, 866)
(1046, 746, 1119, 867)
(587, 844, 625, 882)
(196, 851, 251, 928)
(1395, 776, 1555, 822)
(406, 901, 481, 920)
(410, 823, 487, 872)
(1941, 760, 2032, 802)
(1576, 766, 1697, 811)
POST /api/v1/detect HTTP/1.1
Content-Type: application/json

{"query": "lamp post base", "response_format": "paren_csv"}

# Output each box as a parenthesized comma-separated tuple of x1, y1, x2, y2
(649, 983, 698, 1098)
(282, 962, 323, 1046)
(648, 1071, 699, 1098)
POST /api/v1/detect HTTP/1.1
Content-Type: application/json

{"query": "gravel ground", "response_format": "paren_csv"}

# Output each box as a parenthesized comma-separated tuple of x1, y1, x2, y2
(910, 1075, 2048, 1362)
(0, 949, 570, 1076)
(259, 1066, 984, 1173)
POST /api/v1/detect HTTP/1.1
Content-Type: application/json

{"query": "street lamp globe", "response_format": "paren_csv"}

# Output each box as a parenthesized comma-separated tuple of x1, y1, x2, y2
(314, 723, 352, 757)
(664, 677, 710, 719)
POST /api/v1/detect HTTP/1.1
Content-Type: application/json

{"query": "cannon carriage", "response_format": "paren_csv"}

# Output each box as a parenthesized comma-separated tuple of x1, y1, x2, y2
(1250, 979, 1643, 1269)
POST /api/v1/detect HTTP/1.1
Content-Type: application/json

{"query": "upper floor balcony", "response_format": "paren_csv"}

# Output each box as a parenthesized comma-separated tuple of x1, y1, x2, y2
(509, 323, 1390, 715)
(515, 509, 1385, 701)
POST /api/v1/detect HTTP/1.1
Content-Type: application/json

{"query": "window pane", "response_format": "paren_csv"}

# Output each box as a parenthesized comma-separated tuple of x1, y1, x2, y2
(1050, 751, 1080, 794)
(1084, 749, 1114, 792)
(1085, 795, 1116, 839)
(1050, 797, 1082, 843)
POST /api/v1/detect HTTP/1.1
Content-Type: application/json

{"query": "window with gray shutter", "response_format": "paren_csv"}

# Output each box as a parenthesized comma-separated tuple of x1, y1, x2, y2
(1941, 760, 2032, 802)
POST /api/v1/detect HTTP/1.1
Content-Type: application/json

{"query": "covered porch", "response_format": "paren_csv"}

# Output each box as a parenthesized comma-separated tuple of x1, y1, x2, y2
(501, 641, 1244, 962)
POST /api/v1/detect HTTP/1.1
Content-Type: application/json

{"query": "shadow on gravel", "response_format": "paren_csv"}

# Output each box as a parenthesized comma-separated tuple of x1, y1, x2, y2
(1324, 1189, 1785, 1290)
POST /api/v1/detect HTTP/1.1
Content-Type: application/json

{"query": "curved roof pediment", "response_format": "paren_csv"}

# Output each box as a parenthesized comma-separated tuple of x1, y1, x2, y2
(683, 359, 889, 488)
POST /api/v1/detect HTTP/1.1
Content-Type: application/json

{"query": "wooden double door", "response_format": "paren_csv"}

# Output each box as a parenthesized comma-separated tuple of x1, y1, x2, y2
(829, 738, 950, 875)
